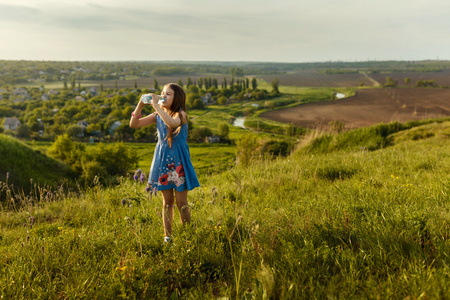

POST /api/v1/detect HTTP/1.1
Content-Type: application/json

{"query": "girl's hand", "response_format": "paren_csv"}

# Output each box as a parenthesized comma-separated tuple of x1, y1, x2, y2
(150, 93, 159, 107)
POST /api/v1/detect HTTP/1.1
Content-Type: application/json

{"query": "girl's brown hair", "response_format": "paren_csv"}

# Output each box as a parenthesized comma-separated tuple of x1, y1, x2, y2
(165, 83, 186, 148)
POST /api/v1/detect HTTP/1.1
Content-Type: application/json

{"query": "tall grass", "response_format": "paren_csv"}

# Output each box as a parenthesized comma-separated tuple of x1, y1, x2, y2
(0, 122, 449, 299)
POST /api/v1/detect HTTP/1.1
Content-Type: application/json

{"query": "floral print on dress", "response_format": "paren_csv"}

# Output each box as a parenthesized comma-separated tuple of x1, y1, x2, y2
(158, 162, 186, 187)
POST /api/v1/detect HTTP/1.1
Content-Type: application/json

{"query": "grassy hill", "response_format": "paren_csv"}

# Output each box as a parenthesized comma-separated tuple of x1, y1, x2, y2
(0, 121, 449, 298)
(0, 134, 74, 201)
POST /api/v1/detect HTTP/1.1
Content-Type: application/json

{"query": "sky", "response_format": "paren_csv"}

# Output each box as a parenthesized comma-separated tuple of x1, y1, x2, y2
(1, 0, 450, 63)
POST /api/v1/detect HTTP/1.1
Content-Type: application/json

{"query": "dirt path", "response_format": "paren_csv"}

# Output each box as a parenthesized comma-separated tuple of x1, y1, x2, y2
(260, 88, 450, 130)
(362, 72, 380, 87)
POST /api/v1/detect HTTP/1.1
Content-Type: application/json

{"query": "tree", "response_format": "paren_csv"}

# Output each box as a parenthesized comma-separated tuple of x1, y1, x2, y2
(218, 96, 228, 105)
(271, 77, 280, 93)
(177, 79, 183, 87)
(384, 77, 396, 87)
(187, 77, 192, 88)
(251, 78, 258, 90)
(223, 77, 227, 89)
(404, 77, 411, 86)
(218, 122, 229, 138)
(66, 124, 83, 137)
(198, 77, 203, 89)
(193, 98, 204, 109)
(230, 67, 244, 77)
(190, 126, 212, 142)
(153, 79, 159, 91)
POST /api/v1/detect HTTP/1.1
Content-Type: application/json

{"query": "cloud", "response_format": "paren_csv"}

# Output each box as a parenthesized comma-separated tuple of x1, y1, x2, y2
(0, 0, 450, 61)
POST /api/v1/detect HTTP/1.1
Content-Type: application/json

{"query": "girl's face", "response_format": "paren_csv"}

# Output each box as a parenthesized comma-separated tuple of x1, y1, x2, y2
(160, 86, 174, 110)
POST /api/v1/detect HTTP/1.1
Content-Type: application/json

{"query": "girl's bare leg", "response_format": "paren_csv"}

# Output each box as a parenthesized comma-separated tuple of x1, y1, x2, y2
(161, 189, 175, 237)
(175, 189, 190, 224)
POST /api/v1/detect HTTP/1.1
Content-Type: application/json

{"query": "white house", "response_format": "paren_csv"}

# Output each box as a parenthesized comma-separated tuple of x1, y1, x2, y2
(201, 92, 212, 105)
(3, 117, 21, 130)
(77, 121, 89, 129)
(110, 121, 122, 136)
(89, 87, 98, 96)
(206, 135, 221, 143)
(49, 90, 60, 95)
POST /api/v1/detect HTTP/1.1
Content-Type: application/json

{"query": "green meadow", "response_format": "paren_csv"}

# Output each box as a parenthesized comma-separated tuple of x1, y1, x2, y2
(0, 118, 449, 299)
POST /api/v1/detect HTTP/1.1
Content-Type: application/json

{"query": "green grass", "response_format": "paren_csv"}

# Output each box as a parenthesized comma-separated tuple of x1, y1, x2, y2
(0, 121, 449, 298)
(128, 142, 237, 177)
(0, 135, 73, 198)
(22, 141, 237, 180)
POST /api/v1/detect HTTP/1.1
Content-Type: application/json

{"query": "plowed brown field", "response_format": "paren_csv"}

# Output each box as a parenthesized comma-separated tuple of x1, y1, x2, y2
(260, 88, 450, 129)
(370, 70, 450, 87)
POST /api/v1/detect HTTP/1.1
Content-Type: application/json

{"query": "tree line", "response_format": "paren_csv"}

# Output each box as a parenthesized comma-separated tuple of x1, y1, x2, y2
(0, 75, 279, 142)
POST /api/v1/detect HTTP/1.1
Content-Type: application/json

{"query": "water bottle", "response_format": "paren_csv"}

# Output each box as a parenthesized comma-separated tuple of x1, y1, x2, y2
(141, 94, 166, 104)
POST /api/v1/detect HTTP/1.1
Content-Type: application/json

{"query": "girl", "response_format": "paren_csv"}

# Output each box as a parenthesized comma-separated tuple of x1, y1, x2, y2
(129, 83, 199, 242)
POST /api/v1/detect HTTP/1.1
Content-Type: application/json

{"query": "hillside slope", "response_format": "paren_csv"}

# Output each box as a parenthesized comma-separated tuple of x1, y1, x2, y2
(0, 134, 73, 198)
(0, 121, 448, 298)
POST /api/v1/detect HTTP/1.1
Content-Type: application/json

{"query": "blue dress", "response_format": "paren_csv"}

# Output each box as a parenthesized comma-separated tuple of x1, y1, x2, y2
(149, 114, 200, 192)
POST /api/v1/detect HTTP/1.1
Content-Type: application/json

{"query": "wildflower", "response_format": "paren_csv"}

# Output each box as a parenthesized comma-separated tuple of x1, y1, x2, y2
(29, 216, 35, 227)
(121, 198, 127, 207)
(153, 187, 158, 196)
(140, 172, 146, 184)
(145, 184, 152, 193)
(6, 172, 9, 179)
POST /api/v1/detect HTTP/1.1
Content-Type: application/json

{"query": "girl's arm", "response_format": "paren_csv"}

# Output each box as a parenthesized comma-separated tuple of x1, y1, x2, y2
(129, 98, 157, 128)
(150, 93, 184, 128)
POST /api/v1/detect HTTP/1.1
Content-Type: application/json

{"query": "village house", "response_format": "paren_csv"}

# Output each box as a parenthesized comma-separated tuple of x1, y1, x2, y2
(110, 121, 122, 137)
(89, 87, 98, 96)
(77, 121, 89, 128)
(3, 117, 21, 131)
(48, 90, 60, 96)
(77, 121, 89, 136)
(206, 135, 221, 143)
(201, 92, 212, 105)
(41, 94, 50, 101)
(12, 88, 29, 102)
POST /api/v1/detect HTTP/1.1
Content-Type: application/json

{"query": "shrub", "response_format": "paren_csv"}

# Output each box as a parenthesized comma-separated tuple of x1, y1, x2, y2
(261, 140, 290, 157)
(86, 142, 137, 178)
(190, 127, 212, 142)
